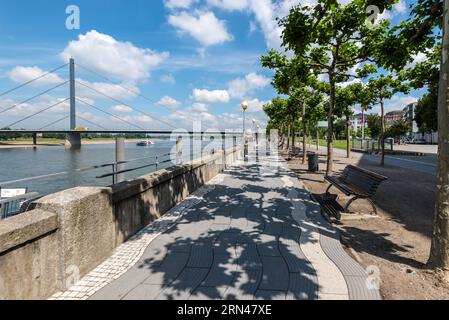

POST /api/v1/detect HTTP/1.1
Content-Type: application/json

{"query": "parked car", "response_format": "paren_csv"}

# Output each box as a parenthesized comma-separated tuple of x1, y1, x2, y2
(413, 138, 427, 144)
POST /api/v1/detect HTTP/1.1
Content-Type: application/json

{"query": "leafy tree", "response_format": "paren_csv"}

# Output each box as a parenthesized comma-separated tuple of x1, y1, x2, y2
(400, 45, 440, 133)
(261, 51, 326, 159)
(367, 114, 382, 138)
(363, 74, 409, 166)
(279, 0, 390, 174)
(375, 0, 449, 275)
(386, 119, 411, 140)
(415, 91, 438, 133)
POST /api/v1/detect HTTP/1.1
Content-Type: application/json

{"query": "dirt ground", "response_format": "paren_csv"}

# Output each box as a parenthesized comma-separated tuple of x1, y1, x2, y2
(283, 149, 449, 300)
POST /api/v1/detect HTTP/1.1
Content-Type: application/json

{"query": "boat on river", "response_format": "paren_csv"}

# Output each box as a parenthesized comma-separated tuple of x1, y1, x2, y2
(136, 140, 154, 147)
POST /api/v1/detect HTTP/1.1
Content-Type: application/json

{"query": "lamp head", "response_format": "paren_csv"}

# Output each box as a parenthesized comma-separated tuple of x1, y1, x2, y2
(241, 102, 248, 111)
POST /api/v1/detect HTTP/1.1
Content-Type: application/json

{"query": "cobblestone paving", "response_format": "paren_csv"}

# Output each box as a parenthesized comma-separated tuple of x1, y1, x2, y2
(52, 146, 380, 300)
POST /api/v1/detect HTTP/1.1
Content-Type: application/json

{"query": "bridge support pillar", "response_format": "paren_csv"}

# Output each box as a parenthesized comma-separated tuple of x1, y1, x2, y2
(65, 132, 81, 148)
(32, 133, 37, 145)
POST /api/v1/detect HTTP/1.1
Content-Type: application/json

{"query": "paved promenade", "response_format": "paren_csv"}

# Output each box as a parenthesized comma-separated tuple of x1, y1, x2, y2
(52, 146, 379, 300)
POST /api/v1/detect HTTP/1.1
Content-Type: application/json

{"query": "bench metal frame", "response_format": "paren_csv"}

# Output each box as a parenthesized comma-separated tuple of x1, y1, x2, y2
(325, 165, 388, 216)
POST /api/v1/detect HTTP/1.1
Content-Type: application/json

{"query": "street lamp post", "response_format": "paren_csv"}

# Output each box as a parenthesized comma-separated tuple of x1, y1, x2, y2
(252, 119, 258, 147)
(241, 102, 248, 158)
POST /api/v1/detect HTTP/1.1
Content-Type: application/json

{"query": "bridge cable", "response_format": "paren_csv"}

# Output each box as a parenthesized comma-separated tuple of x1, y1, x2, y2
(76, 114, 108, 130)
(75, 63, 213, 130)
(75, 80, 176, 130)
(0, 81, 69, 115)
(39, 116, 70, 130)
(75, 97, 147, 130)
(76, 63, 158, 104)
(4, 98, 70, 128)
(0, 64, 68, 98)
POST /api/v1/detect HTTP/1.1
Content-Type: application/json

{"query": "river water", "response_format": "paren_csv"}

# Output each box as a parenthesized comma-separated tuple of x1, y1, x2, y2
(0, 140, 205, 197)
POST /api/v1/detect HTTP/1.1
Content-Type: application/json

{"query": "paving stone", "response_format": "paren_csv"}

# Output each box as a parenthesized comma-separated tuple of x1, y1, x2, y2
(143, 252, 189, 285)
(345, 275, 381, 300)
(263, 221, 283, 236)
(286, 273, 319, 300)
(224, 269, 262, 300)
(278, 239, 310, 273)
(187, 242, 214, 268)
(201, 254, 238, 287)
(157, 268, 209, 300)
(254, 290, 286, 300)
(258, 256, 289, 291)
(190, 286, 228, 300)
(123, 284, 165, 300)
(236, 243, 262, 270)
(256, 234, 281, 257)
(90, 265, 149, 300)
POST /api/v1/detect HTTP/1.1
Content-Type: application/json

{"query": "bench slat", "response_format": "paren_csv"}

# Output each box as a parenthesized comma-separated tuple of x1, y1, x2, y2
(325, 165, 387, 198)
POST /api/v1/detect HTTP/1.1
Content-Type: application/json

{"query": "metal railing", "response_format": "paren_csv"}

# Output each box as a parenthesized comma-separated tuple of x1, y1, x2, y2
(0, 133, 244, 219)
(352, 138, 394, 152)
(0, 192, 40, 220)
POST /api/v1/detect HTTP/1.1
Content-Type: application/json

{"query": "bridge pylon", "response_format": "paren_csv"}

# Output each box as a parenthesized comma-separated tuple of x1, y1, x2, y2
(65, 58, 81, 148)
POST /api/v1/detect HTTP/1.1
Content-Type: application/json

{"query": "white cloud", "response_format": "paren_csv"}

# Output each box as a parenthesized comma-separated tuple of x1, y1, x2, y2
(406, 52, 428, 69)
(393, 0, 407, 14)
(370, 95, 419, 114)
(157, 96, 181, 109)
(338, 78, 362, 89)
(0, 97, 70, 119)
(242, 98, 269, 113)
(60, 30, 169, 82)
(249, 20, 258, 33)
(111, 105, 133, 113)
(207, 0, 249, 11)
(190, 102, 208, 112)
(193, 88, 230, 103)
(160, 74, 176, 84)
(167, 109, 219, 128)
(248, 0, 283, 50)
(7, 66, 65, 87)
(168, 11, 233, 46)
(76, 78, 140, 101)
(228, 73, 270, 99)
(164, 0, 197, 9)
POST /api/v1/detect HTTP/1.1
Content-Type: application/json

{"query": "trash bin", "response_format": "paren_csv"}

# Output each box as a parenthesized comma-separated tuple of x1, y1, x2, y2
(307, 152, 319, 172)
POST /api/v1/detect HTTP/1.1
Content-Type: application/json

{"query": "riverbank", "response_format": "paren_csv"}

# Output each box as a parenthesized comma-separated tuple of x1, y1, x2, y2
(0, 138, 159, 149)
(283, 148, 449, 300)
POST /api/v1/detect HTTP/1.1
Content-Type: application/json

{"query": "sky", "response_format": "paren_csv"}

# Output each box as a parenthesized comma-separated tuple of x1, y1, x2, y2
(0, 0, 425, 131)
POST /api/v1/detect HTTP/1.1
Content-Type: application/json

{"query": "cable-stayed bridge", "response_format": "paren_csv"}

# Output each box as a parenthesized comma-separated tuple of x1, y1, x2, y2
(0, 59, 228, 147)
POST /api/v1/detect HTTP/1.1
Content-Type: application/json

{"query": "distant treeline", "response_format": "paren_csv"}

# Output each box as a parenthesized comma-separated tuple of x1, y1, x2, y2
(0, 128, 167, 141)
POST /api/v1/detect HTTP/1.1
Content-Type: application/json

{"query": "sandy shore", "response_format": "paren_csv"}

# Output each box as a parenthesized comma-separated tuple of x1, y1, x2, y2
(0, 139, 159, 149)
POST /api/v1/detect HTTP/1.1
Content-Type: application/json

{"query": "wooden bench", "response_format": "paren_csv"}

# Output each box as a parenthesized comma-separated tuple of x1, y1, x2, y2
(323, 165, 388, 219)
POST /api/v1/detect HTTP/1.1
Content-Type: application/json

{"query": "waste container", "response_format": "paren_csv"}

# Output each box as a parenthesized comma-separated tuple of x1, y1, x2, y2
(307, 152, 319, 172)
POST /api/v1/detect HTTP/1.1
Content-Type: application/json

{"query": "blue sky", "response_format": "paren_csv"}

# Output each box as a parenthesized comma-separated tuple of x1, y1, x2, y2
(0, 0, 424, 131)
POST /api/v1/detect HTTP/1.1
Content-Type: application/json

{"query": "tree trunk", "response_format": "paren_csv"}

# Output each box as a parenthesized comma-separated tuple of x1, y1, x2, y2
(302, 101, 307, 164)
(292, 118, 296, 153)
(346, 114, 351, 159)
(308, 131, 312, 149)
(380, 97, 386, 167)
(287, 124, 291, 151)
(316, 128, 319, 150)
(428, 0, 449, 276)
(326, 74, 336, 175)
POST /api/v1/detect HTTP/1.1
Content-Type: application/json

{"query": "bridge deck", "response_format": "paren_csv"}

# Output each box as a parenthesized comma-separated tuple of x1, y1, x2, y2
(51, 148, 379, 300)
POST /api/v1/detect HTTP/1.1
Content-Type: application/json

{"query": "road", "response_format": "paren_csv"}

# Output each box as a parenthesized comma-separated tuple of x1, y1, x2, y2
(322, 146, 437, 176)
(362, 153, 436, 176)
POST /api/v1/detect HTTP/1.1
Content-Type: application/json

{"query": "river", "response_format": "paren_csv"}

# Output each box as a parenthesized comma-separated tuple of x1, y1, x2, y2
(0, 140, 210, 197)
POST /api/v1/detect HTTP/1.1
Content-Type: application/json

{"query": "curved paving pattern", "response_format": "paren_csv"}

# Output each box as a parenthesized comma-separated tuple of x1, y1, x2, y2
(52, 145, 380, 300)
